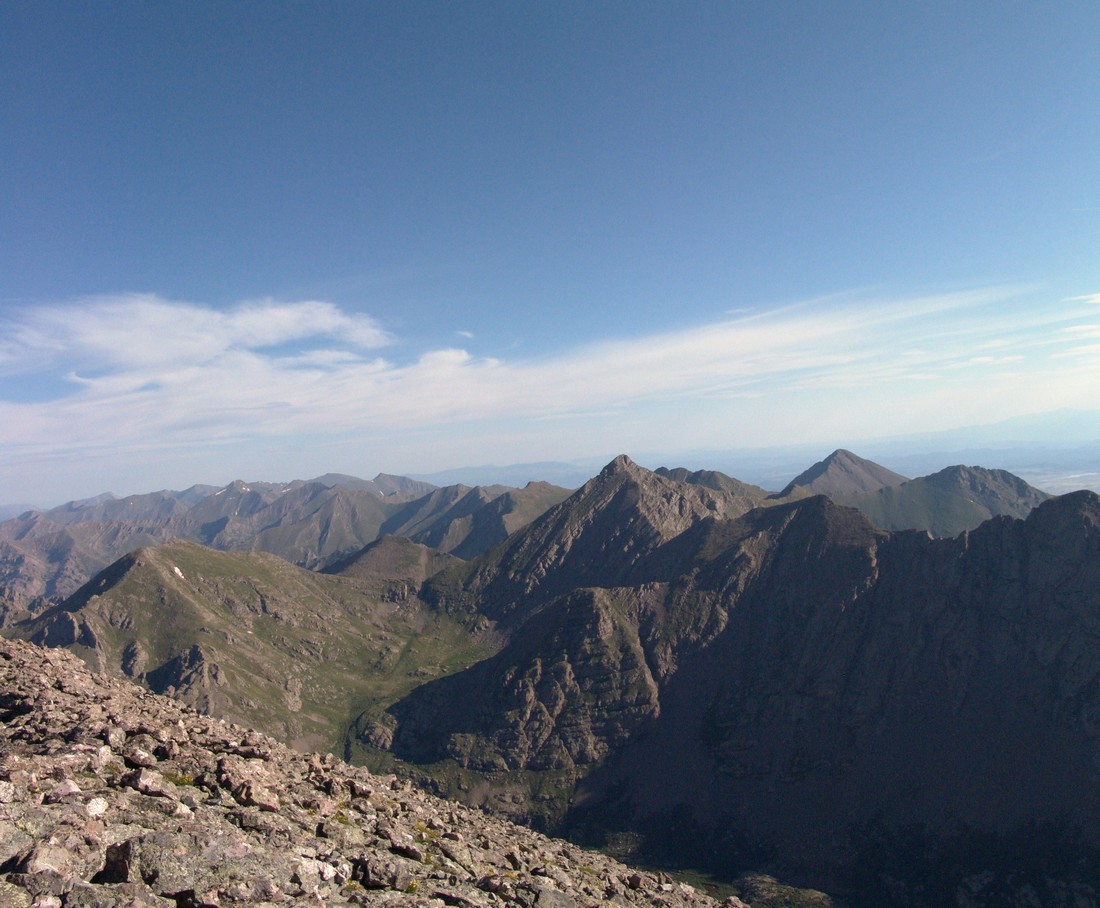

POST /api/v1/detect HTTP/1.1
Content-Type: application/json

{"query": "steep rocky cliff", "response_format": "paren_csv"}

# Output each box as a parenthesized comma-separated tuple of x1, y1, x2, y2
(565, 491, 1100, 881)
(422, 455, 775, 629)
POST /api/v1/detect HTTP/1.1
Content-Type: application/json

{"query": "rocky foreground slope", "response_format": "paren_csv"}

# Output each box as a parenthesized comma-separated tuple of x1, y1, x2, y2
(0, 636, 744, 908)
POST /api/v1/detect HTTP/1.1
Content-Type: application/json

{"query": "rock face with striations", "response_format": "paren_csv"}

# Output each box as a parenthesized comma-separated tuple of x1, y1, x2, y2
(384, 585, 663, 774)
(0, 636, 738, 908)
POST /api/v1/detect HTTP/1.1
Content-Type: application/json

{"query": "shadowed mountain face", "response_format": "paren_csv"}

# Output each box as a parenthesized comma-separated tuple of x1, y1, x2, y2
(369, 462, 1100, 899)
(563, 492, 1100, 877)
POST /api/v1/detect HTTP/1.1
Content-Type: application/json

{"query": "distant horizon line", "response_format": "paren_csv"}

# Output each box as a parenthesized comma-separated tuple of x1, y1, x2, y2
(5, 420, 1100, 513)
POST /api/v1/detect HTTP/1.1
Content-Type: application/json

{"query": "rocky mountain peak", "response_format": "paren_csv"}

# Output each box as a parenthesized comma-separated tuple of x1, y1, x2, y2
(926, 463, 1044, 496)
(1020, 487, 1100, 542)
(778, 449, 909, 498)
(599, 454, 641, 478)
(432, 455, 774, 627)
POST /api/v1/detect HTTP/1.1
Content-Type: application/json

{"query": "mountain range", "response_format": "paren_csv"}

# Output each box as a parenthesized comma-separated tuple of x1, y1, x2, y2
(1, 449, 1091, 905)
(0, 472, 572, 617)
(0, 450, 1051, 619)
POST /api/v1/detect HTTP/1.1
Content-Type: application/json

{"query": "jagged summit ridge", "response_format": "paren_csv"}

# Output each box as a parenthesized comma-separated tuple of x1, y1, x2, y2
(0, 451, 1062, 616)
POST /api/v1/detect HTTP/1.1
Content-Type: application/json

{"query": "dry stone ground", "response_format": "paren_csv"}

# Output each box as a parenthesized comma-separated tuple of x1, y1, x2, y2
(0, 637, 742, 908)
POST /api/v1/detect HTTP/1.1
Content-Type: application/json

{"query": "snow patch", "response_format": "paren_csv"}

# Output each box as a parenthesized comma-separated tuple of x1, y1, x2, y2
(173, 565, 185, 580)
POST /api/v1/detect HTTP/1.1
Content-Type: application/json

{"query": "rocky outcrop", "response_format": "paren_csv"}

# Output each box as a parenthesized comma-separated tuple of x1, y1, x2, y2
(0, 636, 735, 908)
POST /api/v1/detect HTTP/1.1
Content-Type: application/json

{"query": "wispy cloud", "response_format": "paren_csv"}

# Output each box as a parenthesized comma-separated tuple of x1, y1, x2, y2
(0, 294, 390, 374)
(1, 287, 1098, 499)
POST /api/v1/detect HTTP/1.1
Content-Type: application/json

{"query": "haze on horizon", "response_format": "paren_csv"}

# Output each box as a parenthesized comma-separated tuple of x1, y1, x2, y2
(2, 4, 1099, 505)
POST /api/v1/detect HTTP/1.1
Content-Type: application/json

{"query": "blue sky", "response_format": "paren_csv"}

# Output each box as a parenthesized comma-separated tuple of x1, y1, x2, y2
(2, 2, 1099, 503)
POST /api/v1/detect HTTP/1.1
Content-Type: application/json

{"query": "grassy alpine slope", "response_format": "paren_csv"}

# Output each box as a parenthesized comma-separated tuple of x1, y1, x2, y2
(17, 539, 490, 754)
